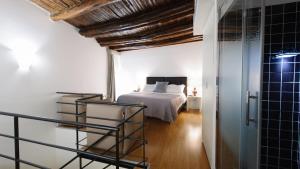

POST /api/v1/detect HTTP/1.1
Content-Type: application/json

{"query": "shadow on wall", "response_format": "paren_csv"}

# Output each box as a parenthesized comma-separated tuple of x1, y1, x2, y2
(0, 43, 14, 67)
(0, 43, 10, 51)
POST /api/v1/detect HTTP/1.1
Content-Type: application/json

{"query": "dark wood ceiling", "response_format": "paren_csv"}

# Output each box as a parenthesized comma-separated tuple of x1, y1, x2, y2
(32, 0, 202, 52)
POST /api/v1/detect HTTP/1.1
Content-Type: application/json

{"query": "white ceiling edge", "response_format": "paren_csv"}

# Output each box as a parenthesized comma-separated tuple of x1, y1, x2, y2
(226, 0, 300, 12)
(194, 0, 215, 35)
(245, 0, 300, 8)
(266, 0, 300, 6)
(193, 0, 201, 35)
(219, 0, 300, 19)
(219, 0, 235, 18)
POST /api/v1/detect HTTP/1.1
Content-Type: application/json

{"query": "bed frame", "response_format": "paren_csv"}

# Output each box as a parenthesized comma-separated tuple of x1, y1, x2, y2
(146, 76, 188, 111)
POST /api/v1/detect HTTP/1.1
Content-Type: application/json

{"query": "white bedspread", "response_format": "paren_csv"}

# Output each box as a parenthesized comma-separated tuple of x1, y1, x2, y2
(117, 92, 187, 122)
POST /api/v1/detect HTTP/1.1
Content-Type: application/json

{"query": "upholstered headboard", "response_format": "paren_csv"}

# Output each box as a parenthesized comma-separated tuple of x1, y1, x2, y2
(146, 77, 188, 96)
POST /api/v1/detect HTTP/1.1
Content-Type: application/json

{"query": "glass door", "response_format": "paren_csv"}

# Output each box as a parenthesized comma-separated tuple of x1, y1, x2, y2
(217, 0, 264, 168)
(217, 2, 243, 168)
(241, 2, 263, 169)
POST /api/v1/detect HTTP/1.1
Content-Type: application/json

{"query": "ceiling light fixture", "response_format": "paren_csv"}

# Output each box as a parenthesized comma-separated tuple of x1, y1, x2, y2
(275, 52, 300, 58)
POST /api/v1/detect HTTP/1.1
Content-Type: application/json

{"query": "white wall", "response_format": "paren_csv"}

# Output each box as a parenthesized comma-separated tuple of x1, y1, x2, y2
(194, 0, 215, 35)
(115, 42, 202, 98)
(200, 0, 218, 168)
(0, 0, 107, 168)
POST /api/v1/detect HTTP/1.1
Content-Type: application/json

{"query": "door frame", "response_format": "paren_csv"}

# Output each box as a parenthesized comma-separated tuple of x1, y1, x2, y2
(240, 0, 265, 168)
(257, 1, 265, 168)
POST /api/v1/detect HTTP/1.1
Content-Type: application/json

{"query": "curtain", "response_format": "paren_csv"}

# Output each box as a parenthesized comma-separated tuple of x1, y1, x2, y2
(106, 48, 115, 101)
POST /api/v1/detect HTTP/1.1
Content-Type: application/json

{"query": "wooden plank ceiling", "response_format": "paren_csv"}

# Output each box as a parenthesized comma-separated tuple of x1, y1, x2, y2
(32, 0, 203, 52)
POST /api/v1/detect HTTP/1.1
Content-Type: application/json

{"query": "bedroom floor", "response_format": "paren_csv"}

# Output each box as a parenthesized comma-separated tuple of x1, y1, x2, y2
(144, 110, 210, 169)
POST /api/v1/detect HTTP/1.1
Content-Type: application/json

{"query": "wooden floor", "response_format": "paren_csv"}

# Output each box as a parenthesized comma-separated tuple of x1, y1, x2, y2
(144, 111, 211, 169)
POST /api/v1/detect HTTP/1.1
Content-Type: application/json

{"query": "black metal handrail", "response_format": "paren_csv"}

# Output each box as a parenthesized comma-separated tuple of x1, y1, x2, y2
(56, 92, 103, 96)
(0, 153, 50, 169)
(0, 111, 120, 169)
(0, 111, 118, 131)
(77, 99, 147, 109)
(72, 93, 147, 169)
(0, 92, 148, 169)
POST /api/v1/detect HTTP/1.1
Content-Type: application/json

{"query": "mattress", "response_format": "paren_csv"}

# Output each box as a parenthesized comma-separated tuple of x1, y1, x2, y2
(117, 92, 187, 122)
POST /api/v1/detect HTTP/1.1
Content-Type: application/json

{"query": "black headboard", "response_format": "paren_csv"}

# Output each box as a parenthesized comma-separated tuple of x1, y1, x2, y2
(146, 77, 188, 96)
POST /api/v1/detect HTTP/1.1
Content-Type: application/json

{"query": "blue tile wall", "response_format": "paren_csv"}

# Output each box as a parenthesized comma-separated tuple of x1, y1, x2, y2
(261, 2, 300, 169)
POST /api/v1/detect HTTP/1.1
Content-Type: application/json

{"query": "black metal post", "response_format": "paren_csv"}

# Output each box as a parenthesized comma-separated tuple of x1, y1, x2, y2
(142, 109, 146, 168)
(75, 101, 83, 169)
(115, 129, 119, 169)
(14, 117, 20, 169)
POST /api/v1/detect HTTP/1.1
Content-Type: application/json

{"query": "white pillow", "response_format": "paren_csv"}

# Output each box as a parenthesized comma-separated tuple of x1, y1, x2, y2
(166, 84, 185, 94)
(142, 84, 155, 92)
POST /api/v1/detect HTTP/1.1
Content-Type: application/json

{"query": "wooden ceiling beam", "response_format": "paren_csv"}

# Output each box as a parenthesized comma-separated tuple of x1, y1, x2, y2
(95, 12, 194, 39)
(97, 18, 194, 46)
(31, 0, 199, 52)
(100, 28, 194, 47)
(96, 16, 193, 44)
(110, 35, 203, 52)
(102, 29, 196, 47)
(79, 2, 194, 38)
(51, 0, 122, 21)
(114, 38, 203, 52)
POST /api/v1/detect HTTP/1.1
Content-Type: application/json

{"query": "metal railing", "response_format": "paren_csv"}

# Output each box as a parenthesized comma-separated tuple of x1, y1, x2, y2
(0, 92, 148, 169)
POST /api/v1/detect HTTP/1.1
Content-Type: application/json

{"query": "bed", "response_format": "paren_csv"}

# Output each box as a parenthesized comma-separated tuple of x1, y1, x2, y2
(117, 77, 187, 122)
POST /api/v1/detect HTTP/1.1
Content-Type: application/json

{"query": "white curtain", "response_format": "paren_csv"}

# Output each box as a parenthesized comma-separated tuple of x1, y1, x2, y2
(106, 48, 116, 101)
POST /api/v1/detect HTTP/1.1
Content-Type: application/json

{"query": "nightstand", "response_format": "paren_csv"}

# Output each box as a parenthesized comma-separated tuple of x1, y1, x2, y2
(187, 96, 201, 111)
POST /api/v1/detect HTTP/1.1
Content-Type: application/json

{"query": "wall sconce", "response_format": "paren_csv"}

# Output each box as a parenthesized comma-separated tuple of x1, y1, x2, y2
(11, 41, 37, 72)
(13, 51, 36, 71)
